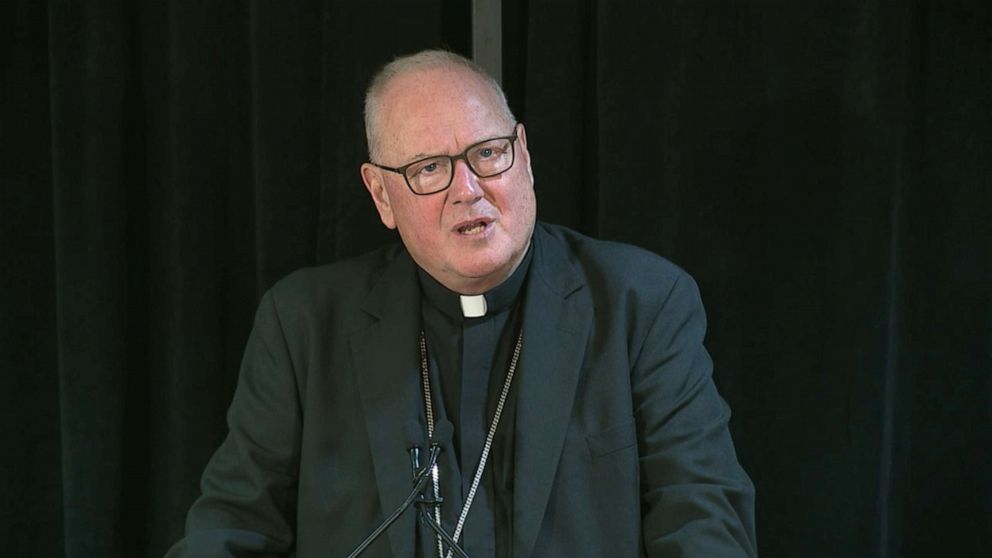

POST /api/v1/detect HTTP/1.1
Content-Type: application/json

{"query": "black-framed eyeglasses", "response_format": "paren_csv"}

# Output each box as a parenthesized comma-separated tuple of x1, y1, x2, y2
(370, 126, 519, 195)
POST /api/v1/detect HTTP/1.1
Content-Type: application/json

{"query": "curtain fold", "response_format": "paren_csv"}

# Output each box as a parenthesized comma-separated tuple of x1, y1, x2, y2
(1, 2, 62, 556)
(49, 2, 138, 555)
(2, 0, 989, 556)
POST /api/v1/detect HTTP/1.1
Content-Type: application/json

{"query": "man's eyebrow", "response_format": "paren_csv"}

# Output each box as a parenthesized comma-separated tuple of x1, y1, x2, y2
(402, 151, 448, 163)
(403, 135, 499, 163)
(407, 144, 475, 161)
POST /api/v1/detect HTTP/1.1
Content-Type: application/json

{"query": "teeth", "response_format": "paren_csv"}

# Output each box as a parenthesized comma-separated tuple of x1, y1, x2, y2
(460, 222, 485, 234)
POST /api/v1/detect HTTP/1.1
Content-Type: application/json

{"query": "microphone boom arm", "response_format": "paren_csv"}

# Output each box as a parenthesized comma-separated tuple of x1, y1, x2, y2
(345, 445, 441, 558)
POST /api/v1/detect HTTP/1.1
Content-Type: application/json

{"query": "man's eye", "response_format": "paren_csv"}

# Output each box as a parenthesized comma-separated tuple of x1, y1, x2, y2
(413, 161, 440, 176)
(479, 148, 494, 158)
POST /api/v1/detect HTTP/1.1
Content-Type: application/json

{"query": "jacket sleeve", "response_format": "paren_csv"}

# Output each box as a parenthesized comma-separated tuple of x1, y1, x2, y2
(165, 290, 301, 557)
(633, 271, 757, 557)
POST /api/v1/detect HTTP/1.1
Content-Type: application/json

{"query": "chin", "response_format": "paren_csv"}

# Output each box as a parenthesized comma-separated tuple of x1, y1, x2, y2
(448, 258, 513, 287)
(453, 262, 506, 281)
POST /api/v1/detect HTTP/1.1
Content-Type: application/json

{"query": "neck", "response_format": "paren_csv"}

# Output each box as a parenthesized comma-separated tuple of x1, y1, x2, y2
(417, 242, 533, 321)
(439, 245, 530, 295)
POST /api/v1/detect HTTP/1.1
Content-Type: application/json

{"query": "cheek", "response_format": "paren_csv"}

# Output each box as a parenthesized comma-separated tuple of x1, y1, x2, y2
(394, 198, 445, 242)
(503, 184, 536, 224)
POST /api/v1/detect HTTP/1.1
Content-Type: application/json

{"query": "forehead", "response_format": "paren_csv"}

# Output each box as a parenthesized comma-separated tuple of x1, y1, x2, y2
(376, 67, 512, 161)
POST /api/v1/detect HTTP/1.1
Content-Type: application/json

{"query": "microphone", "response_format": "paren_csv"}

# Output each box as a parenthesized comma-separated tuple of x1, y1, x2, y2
(429, 419, 454, 454)
(422, 419, 454, 480)
(404, 420, 424, 480)
(346, 421, 448, 558)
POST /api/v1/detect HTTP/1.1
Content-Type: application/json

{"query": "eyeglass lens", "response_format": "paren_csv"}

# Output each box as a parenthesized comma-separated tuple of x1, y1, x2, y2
(405, 137, 515, 194)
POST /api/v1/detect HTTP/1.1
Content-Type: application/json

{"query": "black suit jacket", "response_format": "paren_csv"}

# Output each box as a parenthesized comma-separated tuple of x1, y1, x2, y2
(167, 223, 756, 557)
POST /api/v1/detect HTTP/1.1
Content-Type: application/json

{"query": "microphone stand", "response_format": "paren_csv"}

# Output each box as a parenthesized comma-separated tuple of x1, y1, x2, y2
(347, 419, 469, 558)
(415, 501, 470, 558)
(346, 445, 441, 558)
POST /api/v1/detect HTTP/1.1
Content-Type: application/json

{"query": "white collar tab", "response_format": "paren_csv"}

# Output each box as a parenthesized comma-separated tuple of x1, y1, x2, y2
(459, 294, 487, 318)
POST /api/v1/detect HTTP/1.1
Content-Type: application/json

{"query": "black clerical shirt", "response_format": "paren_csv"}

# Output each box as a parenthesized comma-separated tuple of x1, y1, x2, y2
(415, 246, 532, 558)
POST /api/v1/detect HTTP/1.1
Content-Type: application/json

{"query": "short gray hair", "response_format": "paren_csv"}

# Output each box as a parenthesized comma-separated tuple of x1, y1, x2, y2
(364, 49, 516, 161)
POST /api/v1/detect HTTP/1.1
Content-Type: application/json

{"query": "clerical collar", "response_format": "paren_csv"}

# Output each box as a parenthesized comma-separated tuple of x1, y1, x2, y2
(417, 243, 533, 321)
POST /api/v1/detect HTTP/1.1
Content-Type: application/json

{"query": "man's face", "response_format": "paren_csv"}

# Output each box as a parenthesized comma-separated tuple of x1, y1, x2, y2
(361, 67, 537, 295)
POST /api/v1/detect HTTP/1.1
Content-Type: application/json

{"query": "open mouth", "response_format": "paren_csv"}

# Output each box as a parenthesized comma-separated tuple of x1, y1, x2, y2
(456, 220, 489, 235)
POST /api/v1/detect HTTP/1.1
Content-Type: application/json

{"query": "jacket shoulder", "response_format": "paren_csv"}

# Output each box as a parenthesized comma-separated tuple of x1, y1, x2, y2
(264, 243, 406, 315)
(536, 222, 690, 298)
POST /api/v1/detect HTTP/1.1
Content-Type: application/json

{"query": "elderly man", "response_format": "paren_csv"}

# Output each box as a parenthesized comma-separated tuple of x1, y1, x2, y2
(167, 50, 756, 557)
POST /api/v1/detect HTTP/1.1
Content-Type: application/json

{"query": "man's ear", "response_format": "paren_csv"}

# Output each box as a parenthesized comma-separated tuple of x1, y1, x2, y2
(361, 163, 397, 229)
(516, 123, 534, 184)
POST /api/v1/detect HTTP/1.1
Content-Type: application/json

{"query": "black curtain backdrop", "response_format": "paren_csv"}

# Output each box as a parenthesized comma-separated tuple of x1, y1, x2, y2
(2, 1, 989, 557)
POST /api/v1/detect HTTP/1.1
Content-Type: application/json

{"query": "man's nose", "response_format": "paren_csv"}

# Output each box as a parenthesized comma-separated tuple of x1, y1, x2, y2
(447, 159, 483, 204)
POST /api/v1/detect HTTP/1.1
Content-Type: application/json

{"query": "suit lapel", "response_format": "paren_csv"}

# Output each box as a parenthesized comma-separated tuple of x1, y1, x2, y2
(513, 227, 592, 558)
(350, 251, 422, 558)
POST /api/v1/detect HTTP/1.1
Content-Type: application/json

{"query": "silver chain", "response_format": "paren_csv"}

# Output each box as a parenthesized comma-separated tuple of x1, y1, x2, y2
(418, 329, 523, 558)
(419, 332, 444, 558)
